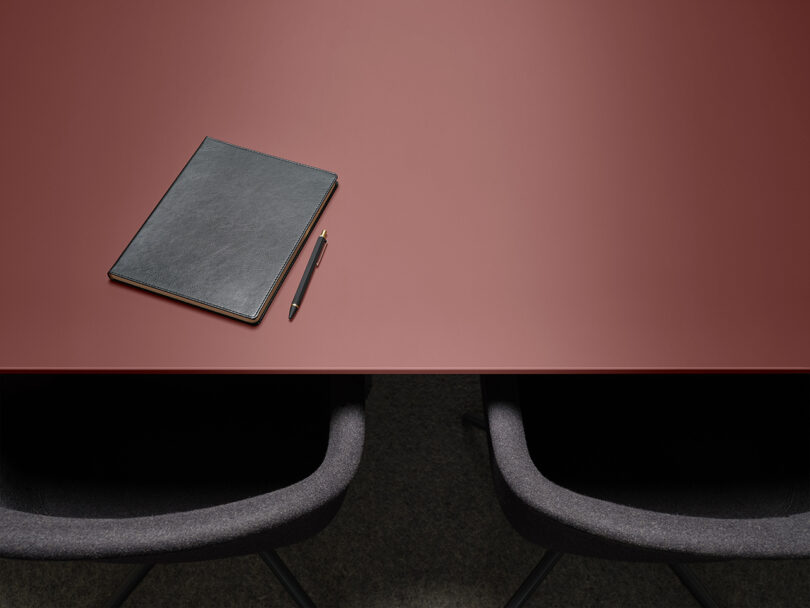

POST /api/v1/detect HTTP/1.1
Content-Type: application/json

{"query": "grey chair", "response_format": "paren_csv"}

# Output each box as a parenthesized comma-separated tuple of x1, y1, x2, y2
(478, 374, 810, 608)
(0, 373, 366, 607)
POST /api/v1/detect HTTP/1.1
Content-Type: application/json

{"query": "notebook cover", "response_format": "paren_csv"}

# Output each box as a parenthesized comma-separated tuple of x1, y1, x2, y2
(108, 137, 337, 324)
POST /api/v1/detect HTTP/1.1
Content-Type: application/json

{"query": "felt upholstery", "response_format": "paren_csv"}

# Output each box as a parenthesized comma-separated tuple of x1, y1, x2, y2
(0, 374, 365, 563)
(481, 374, 810, 563)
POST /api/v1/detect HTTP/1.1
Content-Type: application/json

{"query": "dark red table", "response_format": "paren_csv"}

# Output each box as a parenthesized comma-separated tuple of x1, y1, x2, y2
(2, 1, 809, 372)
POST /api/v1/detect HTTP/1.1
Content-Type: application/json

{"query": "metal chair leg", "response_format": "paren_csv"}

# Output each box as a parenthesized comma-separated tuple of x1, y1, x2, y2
(461, 412, 487, 430)
(669, 563, 722, 608)
(505, 549, 564, 608)
(258, 548, 317, 608)
(103, 563, 154, 608)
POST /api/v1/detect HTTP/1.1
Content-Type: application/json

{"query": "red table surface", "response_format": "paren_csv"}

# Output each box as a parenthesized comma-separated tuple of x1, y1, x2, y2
(1, 1, 809, 373)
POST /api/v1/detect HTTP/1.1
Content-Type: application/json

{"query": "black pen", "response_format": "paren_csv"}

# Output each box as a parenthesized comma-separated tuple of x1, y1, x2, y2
(289, 230, 327, 320)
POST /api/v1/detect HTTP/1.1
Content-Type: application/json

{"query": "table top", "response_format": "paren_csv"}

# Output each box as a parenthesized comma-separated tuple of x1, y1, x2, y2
(2, 1, 809, 373)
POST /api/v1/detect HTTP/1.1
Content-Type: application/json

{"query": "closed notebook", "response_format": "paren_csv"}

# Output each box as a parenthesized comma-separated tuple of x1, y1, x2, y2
(108, 137, 337, 324)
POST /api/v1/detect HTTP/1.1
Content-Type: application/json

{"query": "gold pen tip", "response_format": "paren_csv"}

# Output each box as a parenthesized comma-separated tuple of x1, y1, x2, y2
(320, 229, 327, 238)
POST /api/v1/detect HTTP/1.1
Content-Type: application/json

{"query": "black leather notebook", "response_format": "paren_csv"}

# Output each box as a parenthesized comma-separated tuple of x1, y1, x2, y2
(108, 137, 337, 324)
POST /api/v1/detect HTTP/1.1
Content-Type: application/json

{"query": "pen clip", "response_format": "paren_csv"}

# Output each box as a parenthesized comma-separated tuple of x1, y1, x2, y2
(316, 240, 327, 267)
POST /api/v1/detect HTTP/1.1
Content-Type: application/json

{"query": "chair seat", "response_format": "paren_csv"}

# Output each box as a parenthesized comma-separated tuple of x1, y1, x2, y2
(484, 374, 810, 562)
(0, 374, 365, 563)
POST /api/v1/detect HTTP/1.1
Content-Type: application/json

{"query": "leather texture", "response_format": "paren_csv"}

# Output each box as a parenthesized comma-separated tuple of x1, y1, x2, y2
(109, 137, 337, 323)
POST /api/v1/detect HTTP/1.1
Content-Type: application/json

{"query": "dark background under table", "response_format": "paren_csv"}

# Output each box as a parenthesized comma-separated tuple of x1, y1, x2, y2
(0, 374, 808, 608)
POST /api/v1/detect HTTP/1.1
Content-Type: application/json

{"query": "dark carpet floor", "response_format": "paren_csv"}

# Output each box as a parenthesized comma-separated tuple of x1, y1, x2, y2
(0, 375, 808, 607)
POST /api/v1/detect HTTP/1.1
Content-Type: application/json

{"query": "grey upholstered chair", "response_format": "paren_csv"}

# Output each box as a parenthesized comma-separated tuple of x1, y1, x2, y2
(478, 374, 810, 608)
(0, 374, 366, 607)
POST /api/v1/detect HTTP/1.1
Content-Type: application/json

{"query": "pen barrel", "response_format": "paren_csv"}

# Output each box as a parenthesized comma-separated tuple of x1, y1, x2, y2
(293, 236, 326, 304)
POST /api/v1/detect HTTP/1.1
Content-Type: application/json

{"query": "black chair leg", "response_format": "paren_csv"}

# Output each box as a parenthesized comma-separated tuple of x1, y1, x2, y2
(103, 563, 154, 608)
(258, 548, 317, 608)
(461, 412, 487, 430)
(505, 549, 564, 608)
(669, 563, 722, 608)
